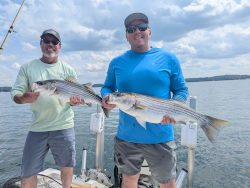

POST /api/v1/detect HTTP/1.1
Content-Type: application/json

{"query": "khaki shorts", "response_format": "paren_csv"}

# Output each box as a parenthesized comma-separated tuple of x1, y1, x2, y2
(114, 136, 177, 184)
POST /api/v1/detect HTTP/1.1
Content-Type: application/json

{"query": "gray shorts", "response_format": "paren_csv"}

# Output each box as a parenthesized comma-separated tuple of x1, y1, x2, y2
(114, 136, 177, 184)
(21, 127, 76, 179)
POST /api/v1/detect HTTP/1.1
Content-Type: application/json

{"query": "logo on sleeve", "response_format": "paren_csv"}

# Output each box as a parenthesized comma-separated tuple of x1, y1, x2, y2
(152, 63, 162, 65)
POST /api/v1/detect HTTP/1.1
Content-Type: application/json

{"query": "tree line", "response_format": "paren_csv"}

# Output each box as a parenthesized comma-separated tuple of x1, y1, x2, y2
(0, 87, 12, 92)
(185, 75, 250, 82)
(1, 75, 250, 91)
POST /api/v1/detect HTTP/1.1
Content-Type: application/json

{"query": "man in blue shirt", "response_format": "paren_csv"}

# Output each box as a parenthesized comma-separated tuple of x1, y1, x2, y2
(101, 13, 188, 188)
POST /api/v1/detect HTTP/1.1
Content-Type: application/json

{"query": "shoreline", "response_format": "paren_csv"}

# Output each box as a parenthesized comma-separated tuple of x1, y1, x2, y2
(1, 75, 250, 92)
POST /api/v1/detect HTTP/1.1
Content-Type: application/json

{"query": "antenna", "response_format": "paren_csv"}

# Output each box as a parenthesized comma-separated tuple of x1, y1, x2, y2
(0, 0, 27, 55)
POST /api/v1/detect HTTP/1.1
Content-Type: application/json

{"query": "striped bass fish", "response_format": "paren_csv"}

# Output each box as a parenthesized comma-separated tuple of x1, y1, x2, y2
(32, 76, 110, 117)
(107, 92, 230, 143)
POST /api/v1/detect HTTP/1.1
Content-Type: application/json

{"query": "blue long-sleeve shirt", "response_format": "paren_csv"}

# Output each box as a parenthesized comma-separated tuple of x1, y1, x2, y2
(101, 47, 188, 143)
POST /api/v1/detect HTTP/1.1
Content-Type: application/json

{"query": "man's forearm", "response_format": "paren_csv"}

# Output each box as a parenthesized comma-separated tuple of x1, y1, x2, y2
(172, 88, 189, 102)
(14, 94, 24, 104)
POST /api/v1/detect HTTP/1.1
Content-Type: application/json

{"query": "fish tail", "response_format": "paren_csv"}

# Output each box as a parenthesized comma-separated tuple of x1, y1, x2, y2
(102, 106, 111, 118)
(201, 116, 230, 144)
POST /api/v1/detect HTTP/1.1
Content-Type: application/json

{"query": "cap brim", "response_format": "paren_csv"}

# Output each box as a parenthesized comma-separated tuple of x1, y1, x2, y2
(40, 33, 60, 42)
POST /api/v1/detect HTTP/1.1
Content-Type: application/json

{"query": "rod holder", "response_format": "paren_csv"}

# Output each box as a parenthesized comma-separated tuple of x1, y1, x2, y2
(187, 96, 197, 188)
(81, 149, 87, 177)
(176, 168, 188, 188)
(189, 96, 197, 111)
(89, 104, 105, 172)
(187, 148, 195, 188)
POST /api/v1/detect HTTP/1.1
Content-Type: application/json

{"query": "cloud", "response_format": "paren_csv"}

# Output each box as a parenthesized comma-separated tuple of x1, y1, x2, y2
(86, 63, 106, 72)
(173, 43, 197, 54)
(230, 58, 250, 67)
(0, 64, 18, 86)
(59, 51, 115, 84)
(150, 0, 250, 43)
(183, 3, 205, 12)
(89, 52, 115, 62)
(11, 62, 21, 69)
(165, 23, 250, 60)
(0, 54, 16, 61)
(21, 42, 37, 52)
(150, 40, 164, 48)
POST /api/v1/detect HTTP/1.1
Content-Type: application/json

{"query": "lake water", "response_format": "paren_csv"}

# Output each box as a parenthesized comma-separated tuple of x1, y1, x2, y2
(0, 79, 250, 188)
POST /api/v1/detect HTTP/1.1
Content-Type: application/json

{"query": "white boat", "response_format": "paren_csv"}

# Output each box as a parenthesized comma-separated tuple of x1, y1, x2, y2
(2, 97, 198, 188)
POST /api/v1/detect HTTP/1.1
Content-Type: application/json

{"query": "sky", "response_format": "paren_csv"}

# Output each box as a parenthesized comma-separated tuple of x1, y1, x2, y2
(0, 0, 250, 86)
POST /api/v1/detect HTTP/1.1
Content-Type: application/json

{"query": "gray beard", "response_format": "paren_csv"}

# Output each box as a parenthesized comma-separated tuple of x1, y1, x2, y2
(43, 52, 58, 58)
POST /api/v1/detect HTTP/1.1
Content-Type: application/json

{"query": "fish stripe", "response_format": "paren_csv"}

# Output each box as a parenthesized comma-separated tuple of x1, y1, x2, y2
(136, 93, 210, 127)
(55, 80, 102, 105)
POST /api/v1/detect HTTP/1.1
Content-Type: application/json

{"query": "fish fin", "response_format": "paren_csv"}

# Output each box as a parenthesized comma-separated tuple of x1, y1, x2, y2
(201, 116, 230, 144)
(170, 98, 185, 103)
(32, 82, 37, 92)
(135, 104, 148, 110)
(176, 121, 187, 125)
(65, 76, 79, 84)
(83, 82, 95, 94)
(86, 103, 92, 107)
(102, 106, 111, 118)
(53, 90, 63, 95)
(135, 117, 147, 129)
(58, 99, 67, 107)
(49, 91, 63, 99)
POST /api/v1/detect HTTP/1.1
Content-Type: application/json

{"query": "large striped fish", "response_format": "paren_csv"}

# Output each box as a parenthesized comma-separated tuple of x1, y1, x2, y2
(107, 92, 230, 143)
(32, 76, 110, 117)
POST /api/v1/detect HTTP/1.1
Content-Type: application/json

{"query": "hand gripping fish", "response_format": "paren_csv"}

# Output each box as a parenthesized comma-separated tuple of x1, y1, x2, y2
(107, 92, 230, 144)
(32, 76, 110, 118)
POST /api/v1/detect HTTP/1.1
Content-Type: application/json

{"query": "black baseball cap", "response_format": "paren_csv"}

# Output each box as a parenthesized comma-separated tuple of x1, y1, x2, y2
(124, 12, 148, 28)
(40, 29, 61, 43)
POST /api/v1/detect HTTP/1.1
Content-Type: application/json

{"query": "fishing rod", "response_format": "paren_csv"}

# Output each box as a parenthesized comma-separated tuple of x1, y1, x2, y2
(0, 0, 27, 55)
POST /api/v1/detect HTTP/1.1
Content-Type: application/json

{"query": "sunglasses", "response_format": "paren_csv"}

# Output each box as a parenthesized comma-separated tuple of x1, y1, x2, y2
(126, 23, 149, 34)
(42, 38, 60, 45)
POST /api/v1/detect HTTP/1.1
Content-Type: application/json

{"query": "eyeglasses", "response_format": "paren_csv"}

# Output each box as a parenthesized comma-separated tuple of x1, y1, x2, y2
(126, 23, 149, 34)
(42, 38, 60, 45)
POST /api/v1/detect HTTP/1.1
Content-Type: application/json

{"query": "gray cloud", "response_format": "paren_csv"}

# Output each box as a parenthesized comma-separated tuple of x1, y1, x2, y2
(62, 31, 110, 51)
(193, 32, 250, 59)
(150, 3, 250, 42)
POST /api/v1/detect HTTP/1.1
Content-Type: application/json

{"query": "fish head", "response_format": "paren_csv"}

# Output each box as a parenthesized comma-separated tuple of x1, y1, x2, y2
(107, 92, 136, 110)
(32, 80, 57, 96)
